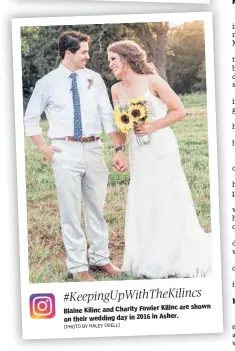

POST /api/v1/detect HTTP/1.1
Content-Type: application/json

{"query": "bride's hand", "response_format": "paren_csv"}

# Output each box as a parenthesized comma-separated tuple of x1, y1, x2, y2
(112, 151, 129, 173)
(135, 123, 154, 136)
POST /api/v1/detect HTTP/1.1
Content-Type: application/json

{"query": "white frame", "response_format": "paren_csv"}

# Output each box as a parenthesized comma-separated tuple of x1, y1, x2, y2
(12, 12, 222, 340)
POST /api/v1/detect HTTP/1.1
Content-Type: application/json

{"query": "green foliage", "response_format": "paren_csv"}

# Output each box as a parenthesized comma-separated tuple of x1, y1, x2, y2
(108, 172, 130, 186)
(21, 24, 126, 108)
(21, 21, 206, 109)
(180, 92, 207, 108)
(194, 60, 206, 91)
(167, 21, 206, 94)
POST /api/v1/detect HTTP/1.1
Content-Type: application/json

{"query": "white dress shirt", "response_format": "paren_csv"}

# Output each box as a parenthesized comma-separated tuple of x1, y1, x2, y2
(24, 63, 115, 138)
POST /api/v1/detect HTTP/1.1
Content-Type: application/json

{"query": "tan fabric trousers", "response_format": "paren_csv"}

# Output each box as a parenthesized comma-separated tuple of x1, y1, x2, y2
(51, 139, 110, 273)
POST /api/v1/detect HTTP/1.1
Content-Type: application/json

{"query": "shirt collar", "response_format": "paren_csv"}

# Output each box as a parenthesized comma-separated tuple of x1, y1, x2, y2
(58, 62, 86, 78)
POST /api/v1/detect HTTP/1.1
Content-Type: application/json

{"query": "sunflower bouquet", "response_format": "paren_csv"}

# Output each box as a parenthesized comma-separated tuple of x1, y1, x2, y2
(114, 98, 152, 146)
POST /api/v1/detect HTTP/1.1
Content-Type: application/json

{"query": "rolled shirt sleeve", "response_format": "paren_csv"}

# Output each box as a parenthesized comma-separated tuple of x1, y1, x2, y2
(24, 79, 49, 136)
(97, 75, 115, 135)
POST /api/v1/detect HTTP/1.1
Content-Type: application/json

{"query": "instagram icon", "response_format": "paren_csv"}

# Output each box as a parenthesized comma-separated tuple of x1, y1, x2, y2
(30, 293, 55, 319)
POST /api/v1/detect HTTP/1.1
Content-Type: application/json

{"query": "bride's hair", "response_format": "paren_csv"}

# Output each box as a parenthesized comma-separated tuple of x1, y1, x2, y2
(107, 40, 154, 75)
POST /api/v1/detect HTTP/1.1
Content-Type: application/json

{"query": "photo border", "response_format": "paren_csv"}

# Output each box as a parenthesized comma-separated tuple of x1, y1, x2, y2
(12, 12, 223, 340)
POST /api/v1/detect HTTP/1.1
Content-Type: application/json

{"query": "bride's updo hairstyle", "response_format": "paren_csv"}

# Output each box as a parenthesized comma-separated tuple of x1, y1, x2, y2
(107, 40, 154, 75)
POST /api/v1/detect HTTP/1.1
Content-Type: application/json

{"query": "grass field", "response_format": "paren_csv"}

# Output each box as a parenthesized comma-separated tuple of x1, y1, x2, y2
(25, 92, 210, 283)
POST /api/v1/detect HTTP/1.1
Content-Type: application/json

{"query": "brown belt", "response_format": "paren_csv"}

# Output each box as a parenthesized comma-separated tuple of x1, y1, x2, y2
(54, 136, 100, 143)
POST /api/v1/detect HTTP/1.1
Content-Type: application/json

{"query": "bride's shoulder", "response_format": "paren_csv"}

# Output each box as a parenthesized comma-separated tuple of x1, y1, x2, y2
(148, 74, 169, 94)
(111, 82, 122, 97)
(148, 74, 163, 85)
(111, 81, 121, 92)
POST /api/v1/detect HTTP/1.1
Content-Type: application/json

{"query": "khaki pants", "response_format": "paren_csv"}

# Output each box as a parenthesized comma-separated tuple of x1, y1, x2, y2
(52, 139, 110, 273)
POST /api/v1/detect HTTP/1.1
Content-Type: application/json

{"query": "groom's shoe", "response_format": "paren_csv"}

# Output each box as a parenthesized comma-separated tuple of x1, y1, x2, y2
(89, 263, 121, 276)
(67, 271, 96, 282)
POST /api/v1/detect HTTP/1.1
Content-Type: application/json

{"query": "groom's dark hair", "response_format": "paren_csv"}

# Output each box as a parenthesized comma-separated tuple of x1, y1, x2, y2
(58, 31, 91, 59)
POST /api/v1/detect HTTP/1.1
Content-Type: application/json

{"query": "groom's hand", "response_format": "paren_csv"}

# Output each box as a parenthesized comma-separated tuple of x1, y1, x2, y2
(39, 144, 62, 162)
(113, 151, 128, 173)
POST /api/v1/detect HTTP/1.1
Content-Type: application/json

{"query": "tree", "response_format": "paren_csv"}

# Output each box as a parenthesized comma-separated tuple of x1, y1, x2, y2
(166, 21, 205, 94)
(124, 22, 169, 80)
(21, 21, 205, 109)
(21, 24, 126, 108)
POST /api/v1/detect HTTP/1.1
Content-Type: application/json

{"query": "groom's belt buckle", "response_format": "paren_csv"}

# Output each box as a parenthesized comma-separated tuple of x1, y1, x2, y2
(54, 136, 99, 143)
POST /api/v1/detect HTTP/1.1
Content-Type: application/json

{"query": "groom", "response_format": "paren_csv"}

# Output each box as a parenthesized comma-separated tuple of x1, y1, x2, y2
(24, 31, 127, 282)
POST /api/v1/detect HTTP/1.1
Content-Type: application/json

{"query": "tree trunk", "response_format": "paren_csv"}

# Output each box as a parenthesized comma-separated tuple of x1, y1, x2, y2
(128, 23, 168, 81)
(156, 24, 168, 81)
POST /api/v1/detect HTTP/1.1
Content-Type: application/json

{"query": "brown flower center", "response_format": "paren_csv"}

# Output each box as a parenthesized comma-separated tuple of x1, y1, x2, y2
(131, 109, 141, 118)
(121, 114, 130, 124)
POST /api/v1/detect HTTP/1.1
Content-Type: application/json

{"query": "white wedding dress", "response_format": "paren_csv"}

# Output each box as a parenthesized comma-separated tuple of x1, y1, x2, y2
(121, 90, 212, 278)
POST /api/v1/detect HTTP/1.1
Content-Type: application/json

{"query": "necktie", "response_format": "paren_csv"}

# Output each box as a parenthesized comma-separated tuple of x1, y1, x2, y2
(70, 72, 82, 140)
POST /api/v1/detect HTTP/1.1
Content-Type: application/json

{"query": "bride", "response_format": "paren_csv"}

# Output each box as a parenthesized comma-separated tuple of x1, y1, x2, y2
(107, 40, 211, 279)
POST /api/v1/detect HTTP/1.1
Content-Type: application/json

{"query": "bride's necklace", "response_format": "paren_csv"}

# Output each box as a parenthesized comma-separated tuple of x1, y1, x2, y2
(122, 77, 142, 89)
(121, 78, 145, 98)
(122, 80, 132, 89)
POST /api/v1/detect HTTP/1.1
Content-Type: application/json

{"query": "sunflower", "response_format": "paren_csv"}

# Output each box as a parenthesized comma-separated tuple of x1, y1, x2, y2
(128, 104, 146, 122)
(114, 106, 133, 133)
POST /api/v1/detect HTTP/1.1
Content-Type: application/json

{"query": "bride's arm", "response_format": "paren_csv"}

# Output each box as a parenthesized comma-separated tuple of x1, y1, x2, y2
(111, 84, 127, 146)
(109, 84, 128, 172)
(135, 75, 186, 135)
